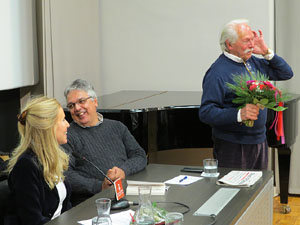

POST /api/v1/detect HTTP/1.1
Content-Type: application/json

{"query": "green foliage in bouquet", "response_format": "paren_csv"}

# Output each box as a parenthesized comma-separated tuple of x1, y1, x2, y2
(226, 71, 289, 127)
(130, 202, 168, 224)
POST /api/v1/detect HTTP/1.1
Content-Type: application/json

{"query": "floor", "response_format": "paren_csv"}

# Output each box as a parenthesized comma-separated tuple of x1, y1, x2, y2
(273, 195, 300, 225)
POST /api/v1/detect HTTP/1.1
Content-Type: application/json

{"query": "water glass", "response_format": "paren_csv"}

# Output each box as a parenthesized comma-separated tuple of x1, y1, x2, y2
(92, 216, 111, 225)
(93, 198, 112, 224)
(165, 212, 184, 225)
(96, 198, 111, 217)
(202, 158, 218, 177)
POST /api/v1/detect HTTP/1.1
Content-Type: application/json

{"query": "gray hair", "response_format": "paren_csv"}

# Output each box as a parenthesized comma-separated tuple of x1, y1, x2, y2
(64, 79, 97, 99)
(219, 19, 249, 52)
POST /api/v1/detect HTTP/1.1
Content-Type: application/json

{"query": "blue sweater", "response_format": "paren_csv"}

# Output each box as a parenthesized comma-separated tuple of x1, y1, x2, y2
(199, 53, 293, 144)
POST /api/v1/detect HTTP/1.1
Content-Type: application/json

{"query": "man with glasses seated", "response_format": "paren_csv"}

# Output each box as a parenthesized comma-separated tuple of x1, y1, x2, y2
(62, 79, 147, 205)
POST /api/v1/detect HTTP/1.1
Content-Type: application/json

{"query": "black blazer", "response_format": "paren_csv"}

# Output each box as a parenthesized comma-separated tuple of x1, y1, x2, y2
(5, 150, 72, 225)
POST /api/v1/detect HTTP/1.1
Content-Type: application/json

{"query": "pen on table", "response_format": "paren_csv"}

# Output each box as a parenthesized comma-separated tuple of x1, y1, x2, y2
(179, 176, 188, 183)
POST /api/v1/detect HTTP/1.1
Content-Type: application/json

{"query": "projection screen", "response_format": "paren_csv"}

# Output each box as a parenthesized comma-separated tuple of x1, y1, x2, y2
(0, 0, 39, 91)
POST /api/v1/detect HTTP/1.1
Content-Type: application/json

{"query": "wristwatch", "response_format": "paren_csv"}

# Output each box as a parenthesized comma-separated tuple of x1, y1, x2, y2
(263, 48, 274, 60)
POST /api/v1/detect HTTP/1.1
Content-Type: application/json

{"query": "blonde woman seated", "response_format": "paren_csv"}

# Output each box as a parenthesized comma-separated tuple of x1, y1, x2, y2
(5, 96, 71, 225)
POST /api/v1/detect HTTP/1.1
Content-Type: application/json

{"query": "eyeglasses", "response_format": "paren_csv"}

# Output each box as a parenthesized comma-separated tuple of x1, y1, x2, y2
(66, 96, 93, 110)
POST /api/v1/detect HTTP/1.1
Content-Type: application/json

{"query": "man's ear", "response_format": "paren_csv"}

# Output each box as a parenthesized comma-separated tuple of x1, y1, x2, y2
(94, 98, 98, 108)
(225, 40, 232, 51)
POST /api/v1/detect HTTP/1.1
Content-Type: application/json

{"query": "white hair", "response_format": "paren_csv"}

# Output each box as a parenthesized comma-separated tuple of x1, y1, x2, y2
(64, 79, 97, 100)
(219, 19, 249, 52)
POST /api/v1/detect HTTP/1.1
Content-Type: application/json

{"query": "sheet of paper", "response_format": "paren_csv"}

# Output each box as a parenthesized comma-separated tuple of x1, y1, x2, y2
(164, 175, 202, 185)
(217, 171, 262, 187)
(77, 209, 135, 225)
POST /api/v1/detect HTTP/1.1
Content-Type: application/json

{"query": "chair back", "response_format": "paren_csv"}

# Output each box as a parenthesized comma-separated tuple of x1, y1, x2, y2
(0, 180, 10, 225)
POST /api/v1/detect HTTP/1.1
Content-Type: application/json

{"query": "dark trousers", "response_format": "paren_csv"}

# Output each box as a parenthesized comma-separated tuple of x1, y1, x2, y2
(213, 138, 268, 170)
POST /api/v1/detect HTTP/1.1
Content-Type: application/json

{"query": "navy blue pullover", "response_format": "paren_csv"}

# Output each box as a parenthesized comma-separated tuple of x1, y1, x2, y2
(199, 53, 293, 144)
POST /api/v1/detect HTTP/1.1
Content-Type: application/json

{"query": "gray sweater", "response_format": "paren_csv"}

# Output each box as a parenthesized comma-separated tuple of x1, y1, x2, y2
(62, 118, 147, 199)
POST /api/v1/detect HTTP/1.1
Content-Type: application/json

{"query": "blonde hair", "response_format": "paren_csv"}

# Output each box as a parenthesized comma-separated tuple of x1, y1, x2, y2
(7, 96, 69, 189)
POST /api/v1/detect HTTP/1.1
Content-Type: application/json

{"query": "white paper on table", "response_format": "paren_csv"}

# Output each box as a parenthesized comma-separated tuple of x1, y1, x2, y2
(217, 171, 263, 187)
(77, 209, 135, 225)
(164, 175, 203, 185)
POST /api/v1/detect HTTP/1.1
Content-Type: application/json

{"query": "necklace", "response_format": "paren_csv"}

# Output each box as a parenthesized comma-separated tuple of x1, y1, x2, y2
(243, 61, 255, 79)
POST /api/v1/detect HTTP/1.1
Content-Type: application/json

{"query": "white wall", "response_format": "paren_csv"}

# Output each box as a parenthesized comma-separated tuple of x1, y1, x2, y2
(0, 0, 39, 91)
(276, 0, 300, 194)
(98, 0, 274, 96)
(44, 0, 274, 104)
(100, 0, 273, 93)
(42, 0, 102, 103)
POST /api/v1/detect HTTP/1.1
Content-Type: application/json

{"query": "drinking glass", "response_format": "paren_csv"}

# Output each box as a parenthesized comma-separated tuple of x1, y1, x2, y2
(92, 216, 111, 225)
(165, 212, 184, 225)
(92, 198, 112, 225)
(202, 158, 218, 177)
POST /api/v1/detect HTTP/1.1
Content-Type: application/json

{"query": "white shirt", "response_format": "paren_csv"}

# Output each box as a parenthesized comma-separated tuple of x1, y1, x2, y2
(51, 181, 67, 220)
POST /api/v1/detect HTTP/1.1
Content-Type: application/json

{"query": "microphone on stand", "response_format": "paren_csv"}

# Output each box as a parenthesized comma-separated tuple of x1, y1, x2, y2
(72, 152, 130, 210)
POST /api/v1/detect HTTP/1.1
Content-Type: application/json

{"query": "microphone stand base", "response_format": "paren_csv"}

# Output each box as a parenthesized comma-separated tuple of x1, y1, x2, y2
(111, 198, 130, 210)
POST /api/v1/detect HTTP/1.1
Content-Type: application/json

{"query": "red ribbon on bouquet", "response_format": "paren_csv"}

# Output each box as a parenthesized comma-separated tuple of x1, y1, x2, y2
(269, 101, 285, 144)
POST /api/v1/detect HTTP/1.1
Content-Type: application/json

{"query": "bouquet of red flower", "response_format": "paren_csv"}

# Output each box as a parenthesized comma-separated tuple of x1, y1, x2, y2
(226, 71, 289, 129)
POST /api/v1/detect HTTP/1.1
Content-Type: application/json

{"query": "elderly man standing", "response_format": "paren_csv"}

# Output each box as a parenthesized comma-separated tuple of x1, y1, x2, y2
(199, 19, 293, 170)
(62, 79, 147, 205)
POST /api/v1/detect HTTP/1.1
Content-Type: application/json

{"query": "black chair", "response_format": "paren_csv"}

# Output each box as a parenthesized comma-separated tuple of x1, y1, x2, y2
(0, 179, 10, 225)
(0, 157, 9, 225)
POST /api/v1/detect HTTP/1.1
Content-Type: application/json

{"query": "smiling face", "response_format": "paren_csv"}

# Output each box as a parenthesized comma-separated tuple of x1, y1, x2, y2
(226, 23, 254, 61)
(67, 89, 99, 127)
(55, 107, 70, 145)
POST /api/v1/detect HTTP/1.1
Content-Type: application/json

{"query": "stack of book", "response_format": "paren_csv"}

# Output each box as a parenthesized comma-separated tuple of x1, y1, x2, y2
(126, 180, 166, 195)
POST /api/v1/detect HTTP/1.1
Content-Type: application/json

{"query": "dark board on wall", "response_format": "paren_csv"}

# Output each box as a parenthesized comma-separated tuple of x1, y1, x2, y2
(0, 89, 20, 154)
